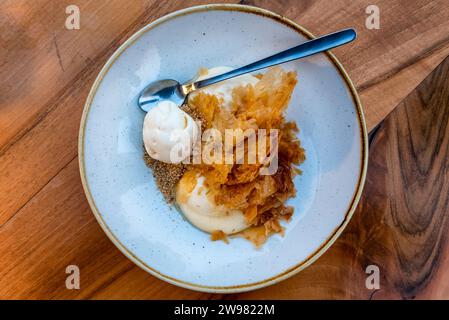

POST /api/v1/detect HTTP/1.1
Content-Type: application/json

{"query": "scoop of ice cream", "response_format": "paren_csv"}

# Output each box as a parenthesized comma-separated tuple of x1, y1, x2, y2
(176, 174, 248, 235)
(192, 66, 259, 107)
(143, 100, 199, 164)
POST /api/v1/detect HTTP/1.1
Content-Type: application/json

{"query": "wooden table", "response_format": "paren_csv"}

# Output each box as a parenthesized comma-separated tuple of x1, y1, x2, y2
(1, 0, 449, 299)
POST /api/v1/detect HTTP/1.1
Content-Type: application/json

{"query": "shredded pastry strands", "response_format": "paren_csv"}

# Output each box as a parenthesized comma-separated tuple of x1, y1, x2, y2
(185, 67, 305, 247)
(144, 67, 305, 247)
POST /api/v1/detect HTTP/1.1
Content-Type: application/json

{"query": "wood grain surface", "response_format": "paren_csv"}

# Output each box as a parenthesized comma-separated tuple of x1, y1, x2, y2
(0, 0, 449, 299)
(236, 55, 449, 300)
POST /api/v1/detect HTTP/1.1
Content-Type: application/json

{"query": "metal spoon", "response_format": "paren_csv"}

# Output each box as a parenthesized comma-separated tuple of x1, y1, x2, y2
(138, 28, 356, 112)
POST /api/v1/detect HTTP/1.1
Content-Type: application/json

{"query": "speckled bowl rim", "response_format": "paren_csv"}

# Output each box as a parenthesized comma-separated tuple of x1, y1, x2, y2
(78, 3, 369, 293)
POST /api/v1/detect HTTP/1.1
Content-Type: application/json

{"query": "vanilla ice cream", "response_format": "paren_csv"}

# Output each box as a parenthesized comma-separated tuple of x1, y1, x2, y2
(143, 100, 199, 164)
(176, 174, 248, 234)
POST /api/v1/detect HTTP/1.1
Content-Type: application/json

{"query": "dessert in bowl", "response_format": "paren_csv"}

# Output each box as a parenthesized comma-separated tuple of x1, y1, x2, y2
(143, 66, 305, 246)
(79, 4, 368, 292)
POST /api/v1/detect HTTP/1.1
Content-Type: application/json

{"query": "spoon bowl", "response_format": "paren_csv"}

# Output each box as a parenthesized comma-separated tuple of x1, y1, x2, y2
(138, 79, 185, 112)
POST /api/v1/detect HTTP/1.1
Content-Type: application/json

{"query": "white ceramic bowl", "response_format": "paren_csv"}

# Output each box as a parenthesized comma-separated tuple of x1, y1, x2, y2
(79, 4, 368, 293)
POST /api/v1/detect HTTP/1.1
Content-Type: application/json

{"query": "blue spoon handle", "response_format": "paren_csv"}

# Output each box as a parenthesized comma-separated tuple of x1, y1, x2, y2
(192, 28, 356, 89)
